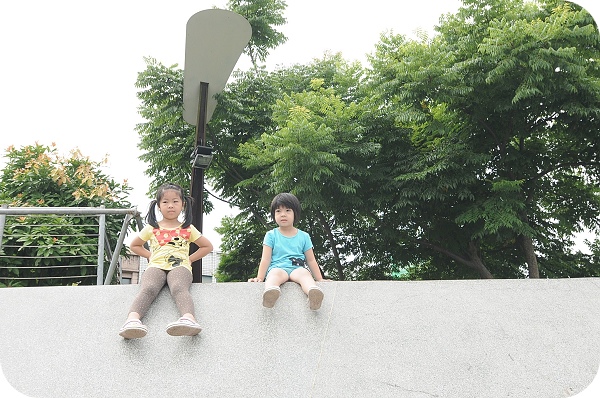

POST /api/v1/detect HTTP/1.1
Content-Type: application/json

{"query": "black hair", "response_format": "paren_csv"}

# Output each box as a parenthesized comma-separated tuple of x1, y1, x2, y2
(145, 182, 194, 228)
(270, 193, 301, 224)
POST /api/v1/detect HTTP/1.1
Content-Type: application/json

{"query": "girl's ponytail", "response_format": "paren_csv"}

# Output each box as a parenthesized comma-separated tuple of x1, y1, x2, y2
(180, 194, 194, 228)
(145, 199, 159, 228)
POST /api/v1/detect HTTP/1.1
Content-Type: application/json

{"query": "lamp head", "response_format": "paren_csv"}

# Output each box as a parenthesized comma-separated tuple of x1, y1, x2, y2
(191, 145, 213, 169)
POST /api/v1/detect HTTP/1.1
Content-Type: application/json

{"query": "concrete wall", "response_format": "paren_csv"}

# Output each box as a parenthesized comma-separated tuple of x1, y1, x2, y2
(0, 278, 599, 397)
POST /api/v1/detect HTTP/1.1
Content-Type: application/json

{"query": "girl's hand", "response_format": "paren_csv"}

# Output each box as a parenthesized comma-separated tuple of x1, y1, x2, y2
(248, 277, 263, 282)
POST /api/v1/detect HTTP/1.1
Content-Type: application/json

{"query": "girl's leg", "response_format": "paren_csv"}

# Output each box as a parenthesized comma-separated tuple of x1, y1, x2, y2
(166, 266, 195, 321)
(262, 268, 289, 308)
(126, 267, 167, 320)
(290, 267, 324, 310)
(165, 267, 201, 336)
(265, 268, 289, 289)
(289, 267, 317, 294)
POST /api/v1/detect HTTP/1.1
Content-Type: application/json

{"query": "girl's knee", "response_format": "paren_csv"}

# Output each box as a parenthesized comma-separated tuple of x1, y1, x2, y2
(290, 267, 313, 282)
(267, 268, 288, 279)
(265, 268, 289, 286)
(169, 284, 190, 297)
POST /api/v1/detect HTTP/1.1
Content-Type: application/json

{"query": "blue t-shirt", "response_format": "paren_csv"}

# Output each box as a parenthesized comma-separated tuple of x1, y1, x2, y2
(263, 228, 313, 270)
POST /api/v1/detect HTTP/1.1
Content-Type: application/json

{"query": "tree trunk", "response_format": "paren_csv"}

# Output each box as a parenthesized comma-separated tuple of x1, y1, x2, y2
(465, 241, 494, 279)
(417, 239, 494, 279)
(518, 234, 539, 278)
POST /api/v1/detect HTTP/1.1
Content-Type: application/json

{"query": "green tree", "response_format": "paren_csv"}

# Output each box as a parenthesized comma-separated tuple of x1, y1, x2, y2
(135, 58, 194, 195)
(214, 213, 265, 281)
(0, 143, 132, 286)
(227, 0, 288, 67)
(366, 0, 600, 278)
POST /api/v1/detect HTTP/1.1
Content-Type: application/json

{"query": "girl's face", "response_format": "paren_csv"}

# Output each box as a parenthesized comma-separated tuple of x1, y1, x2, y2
(158, 189, 183, 221)
(274, 206, 295, 227)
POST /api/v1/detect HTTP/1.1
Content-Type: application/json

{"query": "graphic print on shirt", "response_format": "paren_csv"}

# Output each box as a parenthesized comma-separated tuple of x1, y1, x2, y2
(291, 257, 307, 268)
(153, 228, 191, 268)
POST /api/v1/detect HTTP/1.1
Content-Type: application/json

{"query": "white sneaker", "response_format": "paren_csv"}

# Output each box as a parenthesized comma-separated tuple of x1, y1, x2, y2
(166, 317, 202, 336)
(119, 319, 148, 339)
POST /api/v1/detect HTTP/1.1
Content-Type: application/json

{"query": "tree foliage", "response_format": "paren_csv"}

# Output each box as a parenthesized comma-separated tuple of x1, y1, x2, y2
(227, 0, 288, 67)
(136, 58, 192, 193)
(363, 0, 600, 278)
(0, 143, 132, 286)
(214, 213, 265, 281)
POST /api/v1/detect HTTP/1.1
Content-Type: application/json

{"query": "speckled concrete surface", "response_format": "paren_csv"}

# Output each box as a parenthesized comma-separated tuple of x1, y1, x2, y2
(0, 279, 598, 397)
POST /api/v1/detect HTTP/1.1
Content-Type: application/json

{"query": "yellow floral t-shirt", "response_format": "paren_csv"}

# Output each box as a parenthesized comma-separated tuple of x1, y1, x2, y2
(139, 224, 202, 272)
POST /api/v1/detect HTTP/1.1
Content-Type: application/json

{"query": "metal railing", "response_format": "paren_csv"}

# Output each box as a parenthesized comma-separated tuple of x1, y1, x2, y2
(0, 205, 143, 285)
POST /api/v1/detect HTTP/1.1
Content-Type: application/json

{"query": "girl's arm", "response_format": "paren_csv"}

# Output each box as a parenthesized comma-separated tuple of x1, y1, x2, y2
(305, 248, 326, 281)
(248, 245, 272, 282)
(189, 235, 213, 263)
(130, 236, 151, 259)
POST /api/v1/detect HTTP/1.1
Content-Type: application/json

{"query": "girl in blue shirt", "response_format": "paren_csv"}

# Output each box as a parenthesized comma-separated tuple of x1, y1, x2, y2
(248, 193, 326, 310)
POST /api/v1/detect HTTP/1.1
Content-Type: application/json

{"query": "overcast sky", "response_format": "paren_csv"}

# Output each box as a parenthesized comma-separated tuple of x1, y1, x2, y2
(0, 0, 598, 250)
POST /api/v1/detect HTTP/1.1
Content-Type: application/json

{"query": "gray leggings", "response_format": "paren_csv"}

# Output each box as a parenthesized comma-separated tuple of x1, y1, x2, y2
(128, 266, 195, 319)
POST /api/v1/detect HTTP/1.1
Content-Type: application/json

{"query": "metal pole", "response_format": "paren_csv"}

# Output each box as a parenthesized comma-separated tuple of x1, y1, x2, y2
(190, 81, 209, 283)
(0, 204, 7, 253)
(104, 213, 134, 285)
(97, 207, 106, 285)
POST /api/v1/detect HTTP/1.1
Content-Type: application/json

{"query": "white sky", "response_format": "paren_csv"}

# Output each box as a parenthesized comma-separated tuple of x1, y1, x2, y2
(0, 0, 598, 251)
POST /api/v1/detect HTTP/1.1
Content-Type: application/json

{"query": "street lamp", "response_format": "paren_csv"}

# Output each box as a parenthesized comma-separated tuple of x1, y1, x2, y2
(191, 145, 213, 170)
(183, 9, 251, 282)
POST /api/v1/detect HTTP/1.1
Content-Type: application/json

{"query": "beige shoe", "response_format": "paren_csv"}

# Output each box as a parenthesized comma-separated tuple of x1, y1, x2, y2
(262, 286, 281, 308)
(308, 286, 324, 310)
(119, 319, 148, 339)
(166, 317, 202, 336)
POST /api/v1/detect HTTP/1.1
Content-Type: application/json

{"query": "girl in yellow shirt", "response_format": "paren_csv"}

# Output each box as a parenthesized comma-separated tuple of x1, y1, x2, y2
(119, 183, 213, 339)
